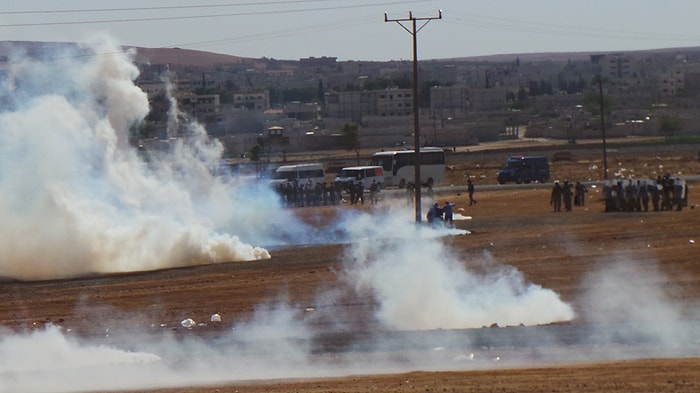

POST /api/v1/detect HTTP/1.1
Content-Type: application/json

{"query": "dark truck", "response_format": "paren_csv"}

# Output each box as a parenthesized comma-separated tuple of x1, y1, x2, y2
(497, 156, 550, 184)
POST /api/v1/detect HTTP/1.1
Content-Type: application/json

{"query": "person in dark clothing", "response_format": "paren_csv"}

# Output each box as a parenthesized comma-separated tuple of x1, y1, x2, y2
(575, 182, 588, 206)
(443, 201, 454, 228)
(562, 180, 573, 211)
(348, 183, 356, 204)
(427, 202, 442, 225)
(369, 180, 380, 204)
(639, 180, 650, 212)
(467, 178, 477, 206)
(550, 181, 563, 212)
(356, 182, 364, 205)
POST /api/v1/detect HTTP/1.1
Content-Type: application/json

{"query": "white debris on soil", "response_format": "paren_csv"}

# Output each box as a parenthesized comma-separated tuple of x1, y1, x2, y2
(180, 318, 196, 329)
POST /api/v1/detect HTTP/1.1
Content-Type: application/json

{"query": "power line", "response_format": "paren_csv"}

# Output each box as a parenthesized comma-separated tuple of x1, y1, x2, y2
(170, 18, 377, 51)
(0, 1, 338, 15)
(0, 0, 430, 27)
(445, 12, 699, 44)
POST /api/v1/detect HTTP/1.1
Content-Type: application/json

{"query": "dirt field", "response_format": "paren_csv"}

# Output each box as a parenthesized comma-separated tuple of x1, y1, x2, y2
(1, 140, 700, 393)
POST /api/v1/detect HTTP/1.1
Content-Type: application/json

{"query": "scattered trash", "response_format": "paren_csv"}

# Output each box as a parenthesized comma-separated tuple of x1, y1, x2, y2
(690, 240, 696, 244)
(453, 353, 475, 362)
(305, 307, 315, 312)
(210, 313, 222, 322)
(180, 318, 196, 329)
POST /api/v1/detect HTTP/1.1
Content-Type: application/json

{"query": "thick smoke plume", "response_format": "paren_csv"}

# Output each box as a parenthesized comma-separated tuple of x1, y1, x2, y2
(338, 204, 575, 329)
(0, 38, 274, 280)
(4, 38, 694, 393)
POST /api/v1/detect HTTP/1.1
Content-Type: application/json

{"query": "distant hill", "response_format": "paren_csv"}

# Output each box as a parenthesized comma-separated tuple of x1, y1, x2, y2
(3, 41, 700, 66)
(132, 46, 252, 67)
(437, 46, 700, 63)
(0, 41, 253, 67)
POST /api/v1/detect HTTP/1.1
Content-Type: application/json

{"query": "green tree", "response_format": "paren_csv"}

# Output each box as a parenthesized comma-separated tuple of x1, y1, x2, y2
(317, 79, 325, 108)
(581, 92, 615, 116)
(249, 144, 263, 176)
(659, 115, 682, 139)
(341, 123, 360, 165)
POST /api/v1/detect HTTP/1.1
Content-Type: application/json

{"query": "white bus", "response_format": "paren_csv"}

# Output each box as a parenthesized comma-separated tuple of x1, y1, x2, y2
(369, 147, 445, 188)
(269, 163, 325, 187)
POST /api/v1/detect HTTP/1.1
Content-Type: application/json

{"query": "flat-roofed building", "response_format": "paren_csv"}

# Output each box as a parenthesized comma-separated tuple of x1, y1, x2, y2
(233, 91, 270, 111)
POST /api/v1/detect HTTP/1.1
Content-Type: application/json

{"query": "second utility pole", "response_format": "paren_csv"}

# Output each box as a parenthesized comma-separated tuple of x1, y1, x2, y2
(385, 10, 442, 223)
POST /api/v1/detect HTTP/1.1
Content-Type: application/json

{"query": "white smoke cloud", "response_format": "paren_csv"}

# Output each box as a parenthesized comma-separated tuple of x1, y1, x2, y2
(0, 38, 278, 280)
(580, 256, 697, 350)
(338, 204, 575, 330)
(8, 36, 697, 393)
(4, 204, 699, 392)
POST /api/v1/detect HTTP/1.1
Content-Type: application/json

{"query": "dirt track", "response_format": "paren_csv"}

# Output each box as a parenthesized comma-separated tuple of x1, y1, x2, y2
(1, 142, 700, 392)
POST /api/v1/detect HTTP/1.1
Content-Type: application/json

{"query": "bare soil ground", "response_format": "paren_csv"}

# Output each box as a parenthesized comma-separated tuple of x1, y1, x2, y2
(1, 140, 700, 392)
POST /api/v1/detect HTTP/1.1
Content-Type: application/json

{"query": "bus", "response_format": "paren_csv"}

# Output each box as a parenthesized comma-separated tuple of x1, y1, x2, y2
(269, 163, 325, 187)
(369, 147, 445, 188)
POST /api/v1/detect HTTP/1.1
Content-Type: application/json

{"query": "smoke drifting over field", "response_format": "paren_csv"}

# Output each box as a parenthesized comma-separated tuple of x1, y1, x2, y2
(337, 204, 575, 329)
(2, 40, 697, 392)
(0, 38, 279, 280)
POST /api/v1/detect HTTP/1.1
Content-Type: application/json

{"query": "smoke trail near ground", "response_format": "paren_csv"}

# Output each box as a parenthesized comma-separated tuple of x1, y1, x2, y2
(337, 204, 576, 329)
(7, 38, 697, 393)
(580, 256, 697, 352)
(5, 223, 699, 392)
(0, 38, 283, 280)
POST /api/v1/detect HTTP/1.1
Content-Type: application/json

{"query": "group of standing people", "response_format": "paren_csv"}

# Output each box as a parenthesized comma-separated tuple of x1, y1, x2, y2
(550, 174, 689, 213)
(550, 180, 588, 212)
(275, 181, 344, 208)
(426, 201, 455, 227)
(275, 179, 382, 208)
(602, 174, 688, 212)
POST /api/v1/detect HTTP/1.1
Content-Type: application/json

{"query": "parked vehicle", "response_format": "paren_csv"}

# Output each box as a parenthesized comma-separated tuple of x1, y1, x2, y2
(334, 166, 384, 190)
(497, 156, 550, 184)
(270, 163, 325, 186)
(369, 147, 445, 188)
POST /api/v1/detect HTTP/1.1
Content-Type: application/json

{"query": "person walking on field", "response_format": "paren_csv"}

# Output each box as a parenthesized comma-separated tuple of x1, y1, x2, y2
(467, 178, 477, 206)
(369, 179, 380, 205)
(443, 201, 454, 228)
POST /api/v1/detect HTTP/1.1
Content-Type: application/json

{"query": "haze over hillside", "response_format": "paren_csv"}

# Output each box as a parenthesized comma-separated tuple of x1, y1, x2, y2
(3, 40, 700, 67)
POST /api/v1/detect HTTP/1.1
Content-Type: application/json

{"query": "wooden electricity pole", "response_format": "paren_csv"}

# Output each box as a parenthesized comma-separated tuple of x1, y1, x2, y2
(385, 10, 442, 223)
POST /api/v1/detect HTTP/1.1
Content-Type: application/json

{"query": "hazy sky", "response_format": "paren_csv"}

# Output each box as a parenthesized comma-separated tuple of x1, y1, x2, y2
(2, 0, 699, 61)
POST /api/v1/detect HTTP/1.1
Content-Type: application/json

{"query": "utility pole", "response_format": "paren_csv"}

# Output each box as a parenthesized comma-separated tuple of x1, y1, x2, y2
(385, 10, 442, 223)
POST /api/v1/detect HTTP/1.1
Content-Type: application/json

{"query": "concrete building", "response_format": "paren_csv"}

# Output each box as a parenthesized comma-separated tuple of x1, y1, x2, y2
(658, 68, 685, 96)
(180, 93, 220, 118)
(592, 53, 642, 81)
(324, 88, 413, 121)
(325, 91, 377, 122)
(137, 80, 168, 100)
(376, 89, 413, 117)
(284, 101, 321, 121)
(233, 91, 270, 111)
(430, 86, 506, 112)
